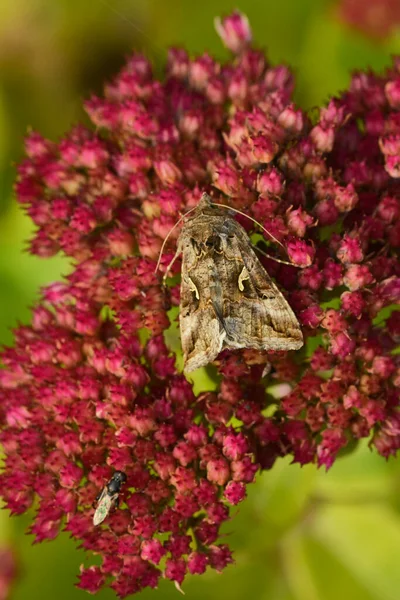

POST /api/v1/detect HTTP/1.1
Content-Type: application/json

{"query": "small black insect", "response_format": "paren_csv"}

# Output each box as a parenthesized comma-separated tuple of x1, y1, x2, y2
(93, 471, 127, 526)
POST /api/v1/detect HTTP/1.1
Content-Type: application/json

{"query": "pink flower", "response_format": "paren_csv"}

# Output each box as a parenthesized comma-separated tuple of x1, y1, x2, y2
(286, 239, 315, 267)
(214, 11, 252, 53)
(1, 11, 399, 598)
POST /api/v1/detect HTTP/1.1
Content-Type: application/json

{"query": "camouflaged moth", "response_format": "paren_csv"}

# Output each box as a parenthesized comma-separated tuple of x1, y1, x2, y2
(168, 193, 303, 372)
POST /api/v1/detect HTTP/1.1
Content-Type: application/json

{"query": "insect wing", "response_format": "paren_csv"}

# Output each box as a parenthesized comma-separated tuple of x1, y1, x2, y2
(93, 489, 113, 526)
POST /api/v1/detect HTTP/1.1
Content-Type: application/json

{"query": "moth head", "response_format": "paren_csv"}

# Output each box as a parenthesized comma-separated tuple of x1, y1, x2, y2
(205, 233, 223, 253)
(198, 192, 213, 210)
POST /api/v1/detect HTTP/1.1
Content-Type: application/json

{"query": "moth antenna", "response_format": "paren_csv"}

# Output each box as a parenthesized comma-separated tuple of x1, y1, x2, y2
(254, 245, 299, 267)
(154, 205, 198, 274)
(211, 202, 286, 251)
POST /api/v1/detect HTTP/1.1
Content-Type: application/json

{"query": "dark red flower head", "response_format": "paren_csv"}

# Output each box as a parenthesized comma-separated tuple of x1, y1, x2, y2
(1, 10, 399, 597)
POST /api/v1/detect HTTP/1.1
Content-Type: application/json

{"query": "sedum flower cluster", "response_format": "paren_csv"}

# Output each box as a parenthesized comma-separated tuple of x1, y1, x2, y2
(0, 11, 399, 597)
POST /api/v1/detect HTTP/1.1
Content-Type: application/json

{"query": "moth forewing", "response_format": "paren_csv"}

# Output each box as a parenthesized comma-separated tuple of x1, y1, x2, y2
(177, 193, 303, 373)
(223, 220, 304, 350)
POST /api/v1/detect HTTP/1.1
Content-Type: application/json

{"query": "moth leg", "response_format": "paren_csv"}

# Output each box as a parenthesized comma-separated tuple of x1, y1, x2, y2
(163, 239, 183, 285)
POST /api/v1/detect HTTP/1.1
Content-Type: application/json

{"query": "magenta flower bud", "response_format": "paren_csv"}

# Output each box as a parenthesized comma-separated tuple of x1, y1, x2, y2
(194, 480, 217, 506)
(385, 78, 400, 108)
(173, 441, 197, 466)
(256, 168, 283, 195)
(165, 534, 192, 558)
(310, 347, 334, 372)
(227, 69, 249, 104)
(343, 264, 374, 291)
(310, 123, 335, 153)
(167, 48, 189, 79)
(25, 131, 53, 158)
(322, 309, 347, 334)
(298, 265, 323, 290)
(314, 199, 339, 225)
(185, 424, 208, 447)
(214, 11, 252, 53)
(299, 304, 324, 328)
(207, 502, 229, 524)
(379, 134, 400, 156)
(154, 160, 182, 185)
(303, 156, 327, 180)
(264, 64, 293, 93)
(231, 456, 258, 483)
(317, 428, 347, 470)
(189, 54, 216, 90)
(250, 135, 279, 164)
(77, 566, 105, 594)
(209, 545, 234, 571)
(323, 259, 343, 289)
(371, 356, 396, 378)
(365, 108, 385, 135)
(174, 493, 200, 517)
(286, 239, 315, 267)
(238, 48, 266, 79)
(169, 466, 197, 493)
(278, 104, 304, 133)
(224, 480, 246, 505)
(377, 195, 400, 223)
(205, 76, 226, 104)
(333, 183, 358, 212)
(343, 385, 364, 409)
(206, 457, 230, 486)
(211, 162, 241, 195)
(252, 196, 280, 222)
(337, 235, 364, 264)
(330, 332, 356, 358)
(321, 99, 345, 125)
(178, 109, 203, 138)
(286, 207, 314, 237)
(140, 539, 166, 565)
(340, 290, 365, 317)
(383, 154, 400, 177)
(79, 139, 109, 169)
(187, 551, 208, 575)
(222, 432, 249, 460)
(59, 463, 83, 488)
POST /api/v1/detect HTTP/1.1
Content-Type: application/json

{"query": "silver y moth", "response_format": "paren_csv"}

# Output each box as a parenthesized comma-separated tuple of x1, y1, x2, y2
(171, 193, 303, 372)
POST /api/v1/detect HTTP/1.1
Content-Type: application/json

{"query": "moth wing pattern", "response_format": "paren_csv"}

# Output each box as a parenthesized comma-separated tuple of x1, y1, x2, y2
(177, 194, 303, 373)
(180, 246, 226, 373)
(219, 218, 303, 351)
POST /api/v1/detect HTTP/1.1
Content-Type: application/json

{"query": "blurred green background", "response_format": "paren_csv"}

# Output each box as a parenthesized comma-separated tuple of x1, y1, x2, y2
(1, 1, 400, 598)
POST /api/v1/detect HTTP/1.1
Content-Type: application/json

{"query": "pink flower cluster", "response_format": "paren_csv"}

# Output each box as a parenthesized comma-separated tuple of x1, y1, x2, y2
(0, 10, 399, 597)
(339, 0, 400, 39)
(0, 547, 17, 600)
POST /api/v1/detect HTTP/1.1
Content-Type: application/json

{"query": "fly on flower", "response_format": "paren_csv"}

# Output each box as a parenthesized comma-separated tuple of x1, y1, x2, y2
(93, 471, 127, 526)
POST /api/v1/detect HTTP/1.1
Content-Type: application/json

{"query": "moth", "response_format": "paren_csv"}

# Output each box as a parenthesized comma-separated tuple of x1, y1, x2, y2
(170, 193, 303, 373)
(93, 471, 126, 526)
